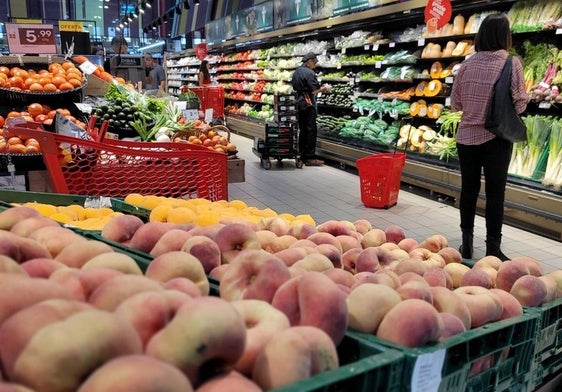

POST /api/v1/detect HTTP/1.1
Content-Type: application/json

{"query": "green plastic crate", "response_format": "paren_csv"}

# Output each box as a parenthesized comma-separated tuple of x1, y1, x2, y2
(348, 309, 539, 392)
(0, 189, 151, 221)
(271, 333, 404, 392)
(528, 297, 562, 390)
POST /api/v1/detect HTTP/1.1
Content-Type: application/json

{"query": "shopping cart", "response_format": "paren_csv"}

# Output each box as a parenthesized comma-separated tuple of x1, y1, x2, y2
(188, 86, 225, 124)
(356, 152, 406, 209)
(5, 122, 228, 200)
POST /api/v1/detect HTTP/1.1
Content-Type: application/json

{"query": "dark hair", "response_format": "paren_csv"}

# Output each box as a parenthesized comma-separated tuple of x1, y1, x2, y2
(111, 36, 128, 48)
(199, 60, 210, 79)
(475, 13, 512, 52)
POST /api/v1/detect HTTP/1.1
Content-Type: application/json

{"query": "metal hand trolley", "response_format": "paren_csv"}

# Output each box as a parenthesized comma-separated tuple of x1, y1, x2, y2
(253, 122, 303, 170)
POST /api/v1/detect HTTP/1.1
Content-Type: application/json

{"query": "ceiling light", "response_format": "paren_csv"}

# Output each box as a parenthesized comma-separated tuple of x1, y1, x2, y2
(146, 0, 152, 8)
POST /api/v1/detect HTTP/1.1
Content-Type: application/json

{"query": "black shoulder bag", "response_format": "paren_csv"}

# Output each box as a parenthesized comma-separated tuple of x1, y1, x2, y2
(484, 56, 527, 143)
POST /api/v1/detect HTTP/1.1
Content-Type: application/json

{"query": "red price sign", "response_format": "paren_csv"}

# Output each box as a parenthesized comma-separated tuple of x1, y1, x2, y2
(195, 43, 208, 60)
(5, 23, 57, 54)
(424, 0, 452, 32)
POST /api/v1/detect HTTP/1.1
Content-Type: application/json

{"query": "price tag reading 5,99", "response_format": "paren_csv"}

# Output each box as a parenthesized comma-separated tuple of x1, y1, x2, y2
(19, 27, 56, 45)
(5, 23, 57, 54)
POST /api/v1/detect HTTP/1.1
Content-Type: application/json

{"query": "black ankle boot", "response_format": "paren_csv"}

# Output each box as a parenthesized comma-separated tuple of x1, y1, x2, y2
(486, 236, 510, 261)
(459, 231, 473, 259)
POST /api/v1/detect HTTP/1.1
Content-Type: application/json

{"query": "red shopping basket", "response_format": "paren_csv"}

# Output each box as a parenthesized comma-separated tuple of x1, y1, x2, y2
(356, 152, 406, 209)
(189, 86, 225, 119)
(6, 123, 228, 200)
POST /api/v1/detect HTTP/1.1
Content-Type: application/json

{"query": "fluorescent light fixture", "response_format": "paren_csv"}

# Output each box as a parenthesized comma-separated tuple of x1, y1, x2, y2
(138, 40, 166, 52)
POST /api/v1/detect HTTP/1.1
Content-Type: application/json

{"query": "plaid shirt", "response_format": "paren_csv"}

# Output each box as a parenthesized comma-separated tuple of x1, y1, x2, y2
(451, 50, 529, 145)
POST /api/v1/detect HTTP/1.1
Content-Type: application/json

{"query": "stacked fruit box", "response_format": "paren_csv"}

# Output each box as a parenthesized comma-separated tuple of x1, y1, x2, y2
(348, 309, 539, 392)
(527, 297, 562, 390)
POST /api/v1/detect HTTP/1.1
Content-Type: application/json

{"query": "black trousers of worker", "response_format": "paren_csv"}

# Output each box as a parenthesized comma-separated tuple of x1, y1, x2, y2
(456, 137, 513, 239)
(297, 104, 317, 162)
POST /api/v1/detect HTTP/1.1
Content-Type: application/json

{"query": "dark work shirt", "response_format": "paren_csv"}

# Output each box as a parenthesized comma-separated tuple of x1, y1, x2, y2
(291, 65, 320, 105)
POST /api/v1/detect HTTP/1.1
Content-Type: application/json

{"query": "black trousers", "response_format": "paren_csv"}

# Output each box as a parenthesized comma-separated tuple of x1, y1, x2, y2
(297, 104, 318, 161)
(456, 137, 513, 239)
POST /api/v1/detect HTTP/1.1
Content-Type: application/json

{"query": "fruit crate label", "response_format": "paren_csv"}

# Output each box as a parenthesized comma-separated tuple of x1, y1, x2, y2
(535, 323, 557, 352)
(411, 349, 445, 392)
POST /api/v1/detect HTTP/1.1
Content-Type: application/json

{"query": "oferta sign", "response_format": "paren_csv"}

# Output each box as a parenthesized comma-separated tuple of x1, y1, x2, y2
(59, 20, 83, 32)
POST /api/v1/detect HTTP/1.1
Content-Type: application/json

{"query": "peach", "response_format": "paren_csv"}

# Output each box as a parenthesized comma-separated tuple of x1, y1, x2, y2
(0, 275, 73, 325)
(128, 221, 174, 253)
(286, 222, 317, 240)
(214, 223, 261, 264)
(353, 219, 372, 235)
(355, 247, 381, 273)
(322, 268, 356, 288)
(0, 230, 52, 263)
(10, 309, 142, 392)
(306, 232, 343, 253)
(265, 234, 298, 253)
(399, 271, 427, 285)
(409, 248, 446, 269)
(418, 235, 445, 253)
(77, 268, 124, 299)
(274, 246, 310, 267)
(346, 283, 401, 333)
(271, 272, 347, 345)
(437, 312, 467, 341)
(459, 268, 493, 289)
(489, 288, 523, 320)
(219, 249, 291, 302)
(145, 296, 247, 386)
(423, 268, 453, 288)
(396, 279, 433, 303)
(186, 224, 225, 240)
(397, 238, 419, 253)
(0, 206, 41, 231)
(393, 258, 429, 276)
(257, 217, 290, 236)
(342, 248, 361, 274)
(430, 286, 472, 330)
(251, 326, 338, 390)
(81, 252, 143, 275)
(385, 225, 406, 244)
(510, 275, 548, 307)
(376, 299, 444, 347)
(114, 290, 193, 348)
(77, 354, 194, 392)
(195, 370, 261, 392)
(209, 264, 229, 281)
(49, 268, 89, 301)
(181, 235, 222, 274)
(54, 240, 114, 269)
(438, 247, 462, 264)
(371, 269, 401, 289)
(101, 214, 145, 243)
(145, 251, 209, 296)
(455, 286, 503, 328)
(496, 259, 531, 292)
(9, 216, 60, 238)
(0, 381, 34, 391)
(149, 229, 193, 257)
(547, 269, 562, 298)
(291, 253, 334, 272)
(316, 220, 355, 236)
(28, 225, 88, 258)
(231, 299, 291, 375)
(360, 228, 386, 248)
(289, 239, 318, 249)
(510, 256, 544, 277)
(314, 243, 342, 268)
(335, 235, 362, 253)
(443, 262, 471, 288)
(0, 255, 27, 276)
(88, 274, 164, 311)
(255, 229, 278, 250)
(20, 258, 67, 278)
(0, 299, 91, 378)
(473, 255, 502, 271)
(163, 277, 203, 298)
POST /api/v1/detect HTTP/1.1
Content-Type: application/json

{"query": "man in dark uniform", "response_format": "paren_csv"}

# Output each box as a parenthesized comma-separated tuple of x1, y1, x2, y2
(291, 52, 330, 166)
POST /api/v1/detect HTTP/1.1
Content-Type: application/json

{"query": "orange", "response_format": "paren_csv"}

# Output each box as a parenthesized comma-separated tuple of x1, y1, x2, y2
(27, 103, 43, 117)
(38, 76, 52, 86)
(7, 111, 21, 118)
(0, 115, 4, 127)
(25, 144, 40, 153)
(0, 79, 5, 88)
(62, 61, 76, 71)
(56, 108, 71, 116)
(8, 76, 23, 89)
(67, 78, 82, 88)
(8, 143, 26, 153)
(29, 83, 44, 92)
(8, 136, 23, 145)
(58, 82, 73, 91)
(9, 67, 21, 76)
(65, 68, 82, 78)
(47, 110, 57, 119)
(0, 66, 9, 74)
(43, 83, 57, 92)
(23, 77, 36, 89)
(114, 77, 126, 84)
(48, 63, 62, 73)
(51, 75, 66, 88)
(99, 72, 113, 83)
(12, 69, 29, 79)
(42, 104, 52, 114)
(34, 114, 47, 123)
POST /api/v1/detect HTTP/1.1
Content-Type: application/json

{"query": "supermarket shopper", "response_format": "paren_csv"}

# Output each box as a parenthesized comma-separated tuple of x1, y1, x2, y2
(104, 36, 128, 76)
(291, 52, 331, 166)
(450, 13, 529, 261)
(144, 53, 167, 93)
(198, 60, 212, 86)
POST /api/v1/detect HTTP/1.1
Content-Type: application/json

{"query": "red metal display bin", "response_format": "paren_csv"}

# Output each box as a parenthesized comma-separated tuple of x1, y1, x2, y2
(356, 152, 406, 209)
(5, 123, 228, 201)
(188, 86, 225, 119)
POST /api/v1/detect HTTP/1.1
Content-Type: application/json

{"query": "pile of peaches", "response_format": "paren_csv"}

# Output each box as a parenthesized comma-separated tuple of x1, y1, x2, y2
(0, 61, 84, 93)
(1, 191, 561, 390)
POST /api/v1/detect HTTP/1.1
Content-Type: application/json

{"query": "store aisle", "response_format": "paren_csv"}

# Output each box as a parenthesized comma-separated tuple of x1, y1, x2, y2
(227, 132, 562, 273)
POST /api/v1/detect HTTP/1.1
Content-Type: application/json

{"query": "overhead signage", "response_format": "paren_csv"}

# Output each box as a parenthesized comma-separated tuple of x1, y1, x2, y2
(424, 0, 452, 32)
(195, 43, 207, 60)
(59, 20, 83, 32)
(332, 0, 371, 17)
(5, 23, 57, 54)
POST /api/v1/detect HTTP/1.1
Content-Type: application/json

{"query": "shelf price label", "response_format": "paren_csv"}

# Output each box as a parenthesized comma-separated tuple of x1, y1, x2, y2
(5, 23, 57, 54)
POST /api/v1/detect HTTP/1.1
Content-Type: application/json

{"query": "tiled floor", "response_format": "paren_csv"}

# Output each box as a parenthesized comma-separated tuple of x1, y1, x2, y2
(227, 132, 562, 273)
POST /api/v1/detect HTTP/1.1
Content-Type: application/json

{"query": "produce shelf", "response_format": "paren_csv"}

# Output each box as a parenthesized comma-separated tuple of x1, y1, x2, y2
(347, 309, 539, 392)
(272, 334, 404, 392)
(528, 297, 562, 391)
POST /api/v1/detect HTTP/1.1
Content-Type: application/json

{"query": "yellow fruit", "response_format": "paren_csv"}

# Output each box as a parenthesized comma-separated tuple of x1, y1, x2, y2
(278, 213, 296, 222)
(66, 204, 87, 220)
(150, 204, 173, 222)
(22, 202, 57, 217)
(84, 207, 101, 219)
(49, 212, 73, 224)
(294, 214, 316, 226)
(124, 193, 145, 206)
(140, 195, 164, 210)
(194, 210, 221, 226)
(70, 218, 106, 230)
(166, 207, 197, 224)
(56, 205, 78, 221)
(229, 199, 248, 210)
(97, 207, 115, 216)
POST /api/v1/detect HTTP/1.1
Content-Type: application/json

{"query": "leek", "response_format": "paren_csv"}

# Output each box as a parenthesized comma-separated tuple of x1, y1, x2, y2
(522, 115, 553, 178)
(543, 119, 562, 187)
(508, 116, 533, 177)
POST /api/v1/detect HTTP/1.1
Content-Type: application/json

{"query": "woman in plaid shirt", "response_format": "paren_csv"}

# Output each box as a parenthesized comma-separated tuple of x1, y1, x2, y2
(450, 13, 529, 261)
